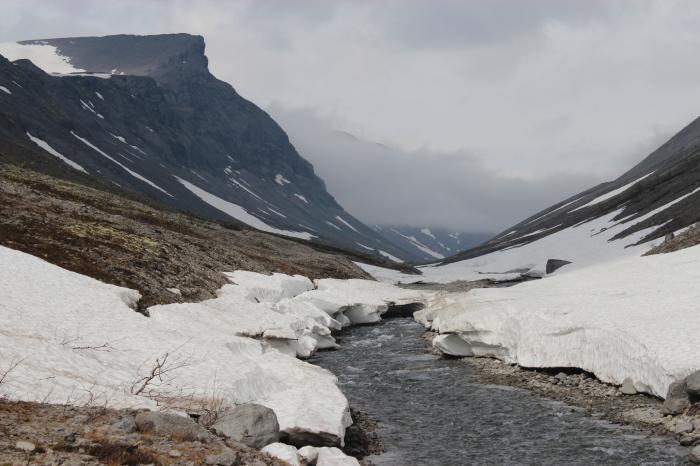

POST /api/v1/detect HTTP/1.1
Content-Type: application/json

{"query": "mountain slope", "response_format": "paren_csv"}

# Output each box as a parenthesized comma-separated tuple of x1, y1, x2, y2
(0, 34, 413, 260)
(440, 115, 700, 269)
(372, 225, 491, 262)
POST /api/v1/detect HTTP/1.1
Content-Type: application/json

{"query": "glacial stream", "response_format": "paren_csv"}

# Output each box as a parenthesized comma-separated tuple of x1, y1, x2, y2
(310, 318, 688, 466)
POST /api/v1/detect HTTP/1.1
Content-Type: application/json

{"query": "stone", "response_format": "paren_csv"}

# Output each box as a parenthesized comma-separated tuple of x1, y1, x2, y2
(545, 259, 572, 274)
(554, 372, 567, 381)
(620, 378, 637, 395)
(315, 447, 361, 466)
(169, 449, 183, 457)
(685, 370, 700, 397)
(15, 440, 36, 452)
(298, 445, 319, 464)
(681, 435, 697, 446)
(662, 380, 690, 415)
(212, 404, 280, 448)
(689, 445, 700, 464)
(205, 448, 240, 466)
(134, 411, 213, 442)
(673, 422, 694, 434)
(261, 442, 300, 466)
(109, 415, 137, 433)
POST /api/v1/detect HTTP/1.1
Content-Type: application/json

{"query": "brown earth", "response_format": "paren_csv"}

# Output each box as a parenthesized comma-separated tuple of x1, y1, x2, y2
(0, 399, 285, 466)
(646, 223, 700, 255)
(0, 163, 416, 311)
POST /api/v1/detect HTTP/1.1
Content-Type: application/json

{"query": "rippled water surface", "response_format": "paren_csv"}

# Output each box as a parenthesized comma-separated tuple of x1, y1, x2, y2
(310, 318, 687, 466)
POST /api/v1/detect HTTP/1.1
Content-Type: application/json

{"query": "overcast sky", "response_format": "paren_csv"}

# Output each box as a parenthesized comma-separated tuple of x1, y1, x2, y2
(3, 1, 700, 232)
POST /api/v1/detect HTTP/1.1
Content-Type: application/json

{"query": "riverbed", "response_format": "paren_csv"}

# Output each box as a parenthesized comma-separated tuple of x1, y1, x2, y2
(311, 318, 688, 466)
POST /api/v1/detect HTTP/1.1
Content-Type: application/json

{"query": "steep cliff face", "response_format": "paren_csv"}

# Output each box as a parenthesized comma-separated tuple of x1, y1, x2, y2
(0, 34, 414, 259)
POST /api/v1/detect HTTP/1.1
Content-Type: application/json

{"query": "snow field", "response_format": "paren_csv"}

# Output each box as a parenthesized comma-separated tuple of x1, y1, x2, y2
(416, 244, 700, 398)
(0, 246, 426, 448)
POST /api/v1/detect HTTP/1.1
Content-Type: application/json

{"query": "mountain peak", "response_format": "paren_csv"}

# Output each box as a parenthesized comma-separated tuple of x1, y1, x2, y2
(19, 33, 208, 83)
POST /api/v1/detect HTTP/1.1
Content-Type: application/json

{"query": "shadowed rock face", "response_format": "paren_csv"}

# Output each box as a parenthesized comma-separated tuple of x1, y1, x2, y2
(443, 116, 700, 264)
(0, 34, 416, 261)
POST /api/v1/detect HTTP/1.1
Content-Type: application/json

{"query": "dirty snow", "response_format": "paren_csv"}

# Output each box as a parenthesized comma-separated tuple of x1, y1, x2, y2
(176, 177, 314, 240)
(26, 132, 88, 173)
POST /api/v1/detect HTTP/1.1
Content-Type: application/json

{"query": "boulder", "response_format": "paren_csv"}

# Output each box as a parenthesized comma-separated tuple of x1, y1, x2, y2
(315, 447, 361, 466)
(685, 370, 700, 398)
(620, 378, 637, 395)
(261, 443, 300, 466)
(212, 404, 280, 448)
(134, 411, 213, 442)
(662, 380, 690, 415)
(545, 259, 572, 274)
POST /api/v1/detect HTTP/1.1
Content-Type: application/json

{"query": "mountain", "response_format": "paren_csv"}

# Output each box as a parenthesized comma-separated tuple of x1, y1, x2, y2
(0, 34, 414, 260)
(418, 115, 700, 279)
(372, 225, 491, 262)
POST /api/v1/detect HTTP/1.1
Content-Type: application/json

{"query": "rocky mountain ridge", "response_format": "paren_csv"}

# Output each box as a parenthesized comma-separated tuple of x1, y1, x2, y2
(0, 33, 416, 261)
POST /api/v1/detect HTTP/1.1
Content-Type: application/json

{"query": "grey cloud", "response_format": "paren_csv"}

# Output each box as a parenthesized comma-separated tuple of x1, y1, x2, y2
(270, 105, 602, 232)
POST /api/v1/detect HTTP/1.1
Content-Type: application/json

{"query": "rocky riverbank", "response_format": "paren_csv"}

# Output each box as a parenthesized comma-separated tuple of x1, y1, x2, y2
(424, 332, 700, 463)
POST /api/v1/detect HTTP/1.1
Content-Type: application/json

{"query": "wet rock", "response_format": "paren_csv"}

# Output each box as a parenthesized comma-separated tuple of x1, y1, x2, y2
(689, 445, 700, 464)
(261, 443, 300, 465)
(620, 378, 637, 395)
(662, 381, 690, 415)
(135, 411, 213, 442)
(15, 440, 36, 452)
(681, 435, 697, 446)
(212, 403, 280, 448)
(205, 447, 240, 465)
(685, 370, 700, 398)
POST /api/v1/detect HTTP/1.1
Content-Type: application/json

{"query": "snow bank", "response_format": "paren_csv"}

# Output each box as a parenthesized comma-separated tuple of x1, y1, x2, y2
(418, 245, 700, 398)
(0, 246, 428, 446)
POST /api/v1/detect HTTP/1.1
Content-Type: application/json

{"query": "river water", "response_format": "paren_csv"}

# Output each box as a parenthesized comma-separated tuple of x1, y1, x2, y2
(310, 318, 688, 466)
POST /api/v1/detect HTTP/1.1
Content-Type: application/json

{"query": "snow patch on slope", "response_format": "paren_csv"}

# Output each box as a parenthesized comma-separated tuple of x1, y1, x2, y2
(26, 132, 87, 173)
(0, 42, 84, 74)
(72, 132, 173, 197)
(176, 177, 314, 240)
(570, 173, 653, 212)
